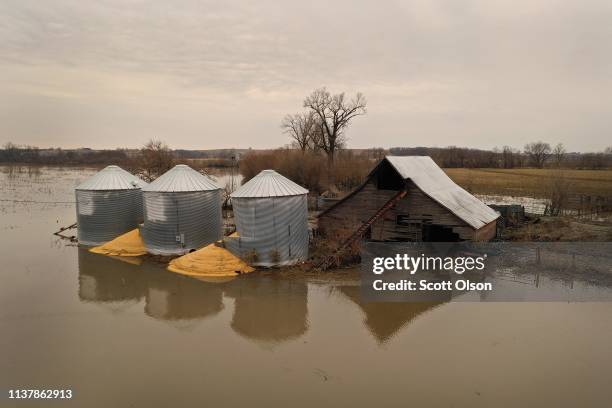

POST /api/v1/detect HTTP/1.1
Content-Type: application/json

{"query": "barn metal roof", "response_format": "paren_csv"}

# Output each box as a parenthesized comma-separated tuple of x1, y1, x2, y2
(231, 169, 308, 198)
(75, 165, 147, 191)
(142, 164, 221, 192)
(382, 156, 499, 229)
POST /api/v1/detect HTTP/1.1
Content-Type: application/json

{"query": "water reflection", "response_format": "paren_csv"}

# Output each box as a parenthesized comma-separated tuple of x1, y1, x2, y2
(77, 251, 308, 342)
(79, 249, 225, 324)
(78, 249, 147, 310)
(472, 243, 612, 301)
(339, 286, 444, 343)
(224, 276, 309, 344)
(144, 267, 224, 322)
(363, 242, 612, 302)
(1, 164, 42, 179)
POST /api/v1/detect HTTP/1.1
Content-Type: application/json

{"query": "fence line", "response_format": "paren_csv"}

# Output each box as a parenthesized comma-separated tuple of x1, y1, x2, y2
(479, 193, 612, 218)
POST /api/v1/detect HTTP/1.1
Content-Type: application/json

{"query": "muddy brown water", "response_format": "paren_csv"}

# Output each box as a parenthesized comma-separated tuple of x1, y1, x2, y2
(1, 166, 612, 407)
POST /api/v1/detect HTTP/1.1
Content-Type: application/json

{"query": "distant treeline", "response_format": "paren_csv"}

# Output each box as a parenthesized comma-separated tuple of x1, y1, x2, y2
(0, 144, 131, 165)
(1, 142, 611, 170)
(174, 148, 249, 160)
(0, 143, 247, 168)
(388, 145, 612, 170)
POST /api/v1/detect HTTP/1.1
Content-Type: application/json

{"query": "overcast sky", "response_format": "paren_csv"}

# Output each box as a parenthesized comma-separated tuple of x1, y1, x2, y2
(1, 0, 611, 152)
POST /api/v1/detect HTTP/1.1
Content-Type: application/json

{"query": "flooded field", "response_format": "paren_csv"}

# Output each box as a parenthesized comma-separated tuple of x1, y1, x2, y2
(2, 166, 612, 407)
(476, 194, 549, 215)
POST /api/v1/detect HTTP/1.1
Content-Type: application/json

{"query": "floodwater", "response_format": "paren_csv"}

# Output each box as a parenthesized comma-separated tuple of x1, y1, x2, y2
(207, 167, 243, 193)
(2, 165, 612, 407)
(476, 194, 549, 215)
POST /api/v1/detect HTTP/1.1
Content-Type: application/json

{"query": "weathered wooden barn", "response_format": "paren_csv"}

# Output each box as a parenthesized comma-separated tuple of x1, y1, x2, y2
(318, 156, 500, 242)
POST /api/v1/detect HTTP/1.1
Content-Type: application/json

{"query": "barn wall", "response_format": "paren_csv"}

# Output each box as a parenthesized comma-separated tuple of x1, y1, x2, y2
(318, 180, 396, 239)
(371, 180, 475, 241)
(473, 219, 497, 241)
(318, 179, 482, 241)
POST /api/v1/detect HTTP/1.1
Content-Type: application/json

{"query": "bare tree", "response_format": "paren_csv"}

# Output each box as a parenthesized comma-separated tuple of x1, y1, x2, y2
(303, 88, 367, 172)
(524, 141, 551, 168)
(281, 111, 317, 152)
(552, 143, 566, 167)
(136, 139, 175, 181)
(604, 146, 612, 168)
(307, 125, 324, 152)
(446, 146, 468, 167)
(2, 142, 18, 161)
(501, 145, 516, 169)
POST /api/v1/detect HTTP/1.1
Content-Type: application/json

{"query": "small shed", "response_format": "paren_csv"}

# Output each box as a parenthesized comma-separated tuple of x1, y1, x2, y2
(225, 169, 309, 267)
(75, 165, 147, 246)
(141, 165, 222, 255)
(318, 156, 500, 242)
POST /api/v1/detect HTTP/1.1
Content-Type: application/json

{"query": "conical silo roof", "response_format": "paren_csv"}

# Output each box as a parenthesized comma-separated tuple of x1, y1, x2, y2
(76, 165, 147, 190)
(231, 169, 308, 198)
(142, 164, 221, 192)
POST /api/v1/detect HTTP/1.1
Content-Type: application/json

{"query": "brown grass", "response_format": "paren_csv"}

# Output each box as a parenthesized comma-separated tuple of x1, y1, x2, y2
(503, 216, 612, 241)
(309, 224, 363, 269)
(239, 149, 373, 194)
(444, 168, 612, 198)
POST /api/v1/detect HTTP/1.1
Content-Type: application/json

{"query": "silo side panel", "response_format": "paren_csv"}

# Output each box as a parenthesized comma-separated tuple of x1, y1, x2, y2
(142, 190, 222, 255)
(229, 195, 308, 267)
(76, 189, 142, 246)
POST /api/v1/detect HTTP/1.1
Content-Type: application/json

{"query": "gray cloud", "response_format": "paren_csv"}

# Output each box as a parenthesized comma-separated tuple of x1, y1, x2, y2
(1, 0, 611, 151)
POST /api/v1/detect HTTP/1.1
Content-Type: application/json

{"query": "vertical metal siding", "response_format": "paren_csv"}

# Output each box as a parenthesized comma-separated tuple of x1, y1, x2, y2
(76, 189, 144, 246)
(141, 190, 223, 255)
(225, 195, 308, 267)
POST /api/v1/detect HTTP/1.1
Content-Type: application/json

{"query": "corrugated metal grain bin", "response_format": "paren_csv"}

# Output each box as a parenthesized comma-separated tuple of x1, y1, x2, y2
(141, 165, 222, 255)
(225, 170, 309, 267)
(75, 165, 147, 246)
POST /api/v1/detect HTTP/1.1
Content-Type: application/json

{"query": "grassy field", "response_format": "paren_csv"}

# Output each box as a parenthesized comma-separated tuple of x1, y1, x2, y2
(444, 168, 612, 198)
